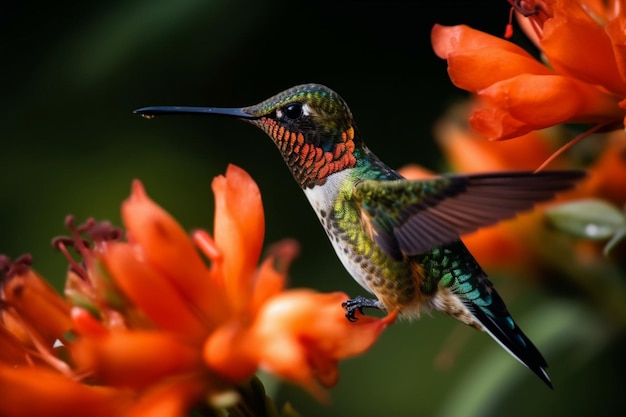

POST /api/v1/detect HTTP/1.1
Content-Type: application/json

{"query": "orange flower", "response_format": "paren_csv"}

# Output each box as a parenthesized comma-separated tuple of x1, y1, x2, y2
(421, 97, 626, 271)
(0, 164, 394, 415)
(0, 367, 133, 417)
(0, 256, 133, 417)
(431, 0, 626, 140)
(572, 130, 626, 205)
(0, 255, 73, 372)
(92, 165, 395, 400)
(432, 100, 559, 171)
(0, 255, 72, 350)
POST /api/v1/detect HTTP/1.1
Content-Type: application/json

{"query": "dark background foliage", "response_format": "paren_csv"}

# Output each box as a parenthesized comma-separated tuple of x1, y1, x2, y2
(1, 1, 623, 416)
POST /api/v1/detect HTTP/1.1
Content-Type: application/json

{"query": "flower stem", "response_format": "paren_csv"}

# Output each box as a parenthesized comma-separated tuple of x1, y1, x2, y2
(534, 121, 614, 172)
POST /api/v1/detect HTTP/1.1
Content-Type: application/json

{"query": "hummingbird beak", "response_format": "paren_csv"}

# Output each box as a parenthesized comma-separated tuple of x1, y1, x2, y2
(133, 106, 258, 120)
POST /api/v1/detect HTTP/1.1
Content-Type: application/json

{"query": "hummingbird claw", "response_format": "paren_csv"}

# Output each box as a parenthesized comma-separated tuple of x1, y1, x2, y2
(342, 296, 385, 322)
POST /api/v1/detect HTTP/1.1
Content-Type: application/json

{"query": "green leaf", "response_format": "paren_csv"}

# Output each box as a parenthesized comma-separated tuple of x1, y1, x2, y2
(545, 199, 626, 240)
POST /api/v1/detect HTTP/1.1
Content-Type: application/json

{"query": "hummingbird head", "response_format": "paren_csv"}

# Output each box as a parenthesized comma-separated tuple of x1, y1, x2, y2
(135, 84, 361, 188)
(242, 84, 361, 188)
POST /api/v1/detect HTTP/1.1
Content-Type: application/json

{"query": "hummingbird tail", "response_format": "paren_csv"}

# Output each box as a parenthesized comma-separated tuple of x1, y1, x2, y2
(425, 242, 552, 387)
(465, 285, 552, 388)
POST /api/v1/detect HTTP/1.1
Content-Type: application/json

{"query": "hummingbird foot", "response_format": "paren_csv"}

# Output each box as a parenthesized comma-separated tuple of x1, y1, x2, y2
(342, 296, 385, 322)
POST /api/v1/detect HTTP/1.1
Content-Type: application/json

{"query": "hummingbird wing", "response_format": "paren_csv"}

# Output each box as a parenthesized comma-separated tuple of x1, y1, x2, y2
(353, 170, 585, 259)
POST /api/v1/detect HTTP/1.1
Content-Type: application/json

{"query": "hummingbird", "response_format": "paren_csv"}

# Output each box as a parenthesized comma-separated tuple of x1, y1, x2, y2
(135, 83, 585, 388)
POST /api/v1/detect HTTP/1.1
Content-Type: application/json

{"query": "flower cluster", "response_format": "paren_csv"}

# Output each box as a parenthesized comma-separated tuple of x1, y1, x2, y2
(427, 0, 626, 314)
(0, 164, 395, 416)
(432, 0, 626, 141)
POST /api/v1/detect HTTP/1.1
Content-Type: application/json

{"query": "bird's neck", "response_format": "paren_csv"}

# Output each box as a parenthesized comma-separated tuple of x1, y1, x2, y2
(300, 146, 402, 222)
(353, 146, 403, 182)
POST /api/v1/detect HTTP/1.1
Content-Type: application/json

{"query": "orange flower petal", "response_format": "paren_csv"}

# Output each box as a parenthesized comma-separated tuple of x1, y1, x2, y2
(432, 23, 528, 57)
(461, 220, 534, 271)
(541, 0, 626, 96)
(397, 164, 435, 180)
(606, 12, 626, 85)
(264, 238, 301, 275)
(124, 378, 206, 417)
(0, 326, 33, 365)
(471, 74, 622, 139)
(121, 180, 225, 324)
(203, 321, 258, 382)
(584, 0, 611, 21)
(431, 24, 551, 92)
(444, 50, 551, 92)
(1, 310, 31, 347)
(0, 366, 132, 417)
(204, 290, 395, 399)
(212, 164, 265, 314)
(102, 243, 208, 341)
(433, 100, 556, 170)
(252, 291, 396, 394)
(71, 331, 202, 389)
(250, 257, 286, 316)
(576, 130, 626, 204)
(71, 307, 109, 337)
(305, 347, 339, 389)
(2, 269, 71, 347)
(450, 130, 551, 170)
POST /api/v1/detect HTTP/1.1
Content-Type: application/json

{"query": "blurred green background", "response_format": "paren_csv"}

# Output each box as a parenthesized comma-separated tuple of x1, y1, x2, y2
(1, 1, 624, 416)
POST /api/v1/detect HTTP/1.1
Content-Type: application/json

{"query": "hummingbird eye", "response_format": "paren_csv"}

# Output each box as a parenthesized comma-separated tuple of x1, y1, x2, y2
(283, 103, 303, 120)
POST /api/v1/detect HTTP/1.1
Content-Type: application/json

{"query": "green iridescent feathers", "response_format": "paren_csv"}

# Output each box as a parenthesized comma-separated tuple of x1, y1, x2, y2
(243, 84, 355, 145)
(244, 84, 343, 117)
(353, 170, 586, 260)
